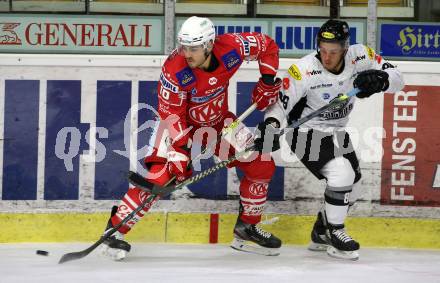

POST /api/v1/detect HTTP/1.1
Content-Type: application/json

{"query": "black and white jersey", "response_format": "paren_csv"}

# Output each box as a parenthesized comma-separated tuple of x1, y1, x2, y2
(265, 44, 404, 131)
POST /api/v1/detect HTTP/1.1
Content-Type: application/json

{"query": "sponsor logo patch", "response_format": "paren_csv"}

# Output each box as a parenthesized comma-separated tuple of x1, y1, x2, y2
(310, 83, 332, 90)
(221, 49, 242, 71)
(176, 67, 196, 87)
(306, 69, 322, 76)
(191, 86, 224, 103)
(365, 45, 375, 60)
(288, 64, 302, 80)
(351, 54, 366, 64)
(159, 73, 178, 92)
(242, 203, 265, 216)
(322, 31, 335, 39)
(208, 77, 217, 85)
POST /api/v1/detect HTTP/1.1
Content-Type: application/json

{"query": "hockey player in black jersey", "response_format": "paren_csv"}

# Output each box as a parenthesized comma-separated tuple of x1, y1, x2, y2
(255, 19, 404, 260)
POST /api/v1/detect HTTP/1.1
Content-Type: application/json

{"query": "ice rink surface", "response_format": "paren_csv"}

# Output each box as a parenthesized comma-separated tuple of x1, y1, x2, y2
(2, 243, 440, 283)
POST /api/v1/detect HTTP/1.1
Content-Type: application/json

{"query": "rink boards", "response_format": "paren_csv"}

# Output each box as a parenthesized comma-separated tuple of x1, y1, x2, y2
(0, 55, 439, 246)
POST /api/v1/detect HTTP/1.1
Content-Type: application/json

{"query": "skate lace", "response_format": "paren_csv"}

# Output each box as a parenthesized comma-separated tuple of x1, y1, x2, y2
(254, 225, 271, 239)
(332, 229, 353, 243)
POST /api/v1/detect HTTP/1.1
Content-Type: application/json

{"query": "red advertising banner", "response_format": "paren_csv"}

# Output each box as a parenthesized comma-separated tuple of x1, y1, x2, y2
(381, 85, 440, 206)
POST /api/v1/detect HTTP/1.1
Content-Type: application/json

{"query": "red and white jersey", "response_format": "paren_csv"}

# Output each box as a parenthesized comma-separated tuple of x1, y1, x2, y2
(157, 32, 279, 147)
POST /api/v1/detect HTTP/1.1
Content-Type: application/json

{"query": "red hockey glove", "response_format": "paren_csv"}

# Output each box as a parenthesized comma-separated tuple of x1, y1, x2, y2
(167, 146, 193, 183)
(252, 77, 282, 111)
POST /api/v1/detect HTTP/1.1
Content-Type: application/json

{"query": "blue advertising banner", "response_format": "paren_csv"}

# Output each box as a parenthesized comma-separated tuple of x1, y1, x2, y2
(1, 78, 284, 201)
(379, 22, 440, 60)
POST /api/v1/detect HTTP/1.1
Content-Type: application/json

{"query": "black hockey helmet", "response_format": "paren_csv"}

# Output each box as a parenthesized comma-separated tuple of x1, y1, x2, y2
(317, 19, 350, 48)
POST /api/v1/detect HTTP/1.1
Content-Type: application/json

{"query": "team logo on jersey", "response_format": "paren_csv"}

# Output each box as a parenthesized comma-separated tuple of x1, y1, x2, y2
(365, 46, 375, 60)
(176, 67, 196, 87)
(208, 77, 218, 85)
(288, 64, 302, 80)
(189, 93, 225, 124)
(320, 93, 353, 120)
(191, 87, 197, 95)
(249, 183, 269, 197)
(306, 69, 322, 76)
(222, 49, 242, 71)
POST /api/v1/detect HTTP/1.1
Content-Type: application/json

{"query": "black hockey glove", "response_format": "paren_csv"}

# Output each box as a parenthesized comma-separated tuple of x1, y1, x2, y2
(254, 118, 281, 153)
(353, 69, 389, 98)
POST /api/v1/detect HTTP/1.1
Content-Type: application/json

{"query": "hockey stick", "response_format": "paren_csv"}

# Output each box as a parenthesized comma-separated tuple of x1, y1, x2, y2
(129, 88, 360, 197)
(58, 103, 257, 264)
(58, 192, 158, 264)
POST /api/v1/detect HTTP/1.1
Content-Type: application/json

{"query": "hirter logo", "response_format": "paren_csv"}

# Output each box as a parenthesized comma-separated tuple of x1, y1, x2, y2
(0, 23, 22, 45)
(189, 93, 225, 123)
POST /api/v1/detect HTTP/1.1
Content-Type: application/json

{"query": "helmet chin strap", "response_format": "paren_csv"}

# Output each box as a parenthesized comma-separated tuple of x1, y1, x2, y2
(199, 41, 214, 70)
(204, 49, 210, 60)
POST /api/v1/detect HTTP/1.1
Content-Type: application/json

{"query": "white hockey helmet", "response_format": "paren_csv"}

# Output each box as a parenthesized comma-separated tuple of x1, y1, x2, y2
(177, 16, 216, 48)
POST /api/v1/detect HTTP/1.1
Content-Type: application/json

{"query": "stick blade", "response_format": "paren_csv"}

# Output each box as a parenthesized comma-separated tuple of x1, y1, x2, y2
(58, 250, 89, 264)
(58, 241, 99, 264)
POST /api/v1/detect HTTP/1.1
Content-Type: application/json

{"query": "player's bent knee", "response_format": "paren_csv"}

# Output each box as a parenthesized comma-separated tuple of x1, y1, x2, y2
(323, 157, 356, 188)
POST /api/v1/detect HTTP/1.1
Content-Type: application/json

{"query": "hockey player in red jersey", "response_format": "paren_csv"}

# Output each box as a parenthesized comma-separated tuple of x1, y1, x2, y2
(100, 16, 283, 260)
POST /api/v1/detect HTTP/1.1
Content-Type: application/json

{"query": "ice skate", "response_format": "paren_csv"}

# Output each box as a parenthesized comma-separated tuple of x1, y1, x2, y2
(231, 218, 281, 256)
(308, 210, 331, 251)
(326, 224, 360, 261)
(100, 206, 131, 261)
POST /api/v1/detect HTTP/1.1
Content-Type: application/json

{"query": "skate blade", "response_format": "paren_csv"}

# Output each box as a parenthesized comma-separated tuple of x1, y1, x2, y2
(307, 242, 329, 251)
(326, 246, 359, 261)
(99, 244, 127, 261)
(230, 238, 280, 256)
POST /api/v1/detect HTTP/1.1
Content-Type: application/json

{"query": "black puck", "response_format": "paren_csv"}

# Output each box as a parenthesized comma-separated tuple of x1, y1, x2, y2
(36, 250, 49, 256)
